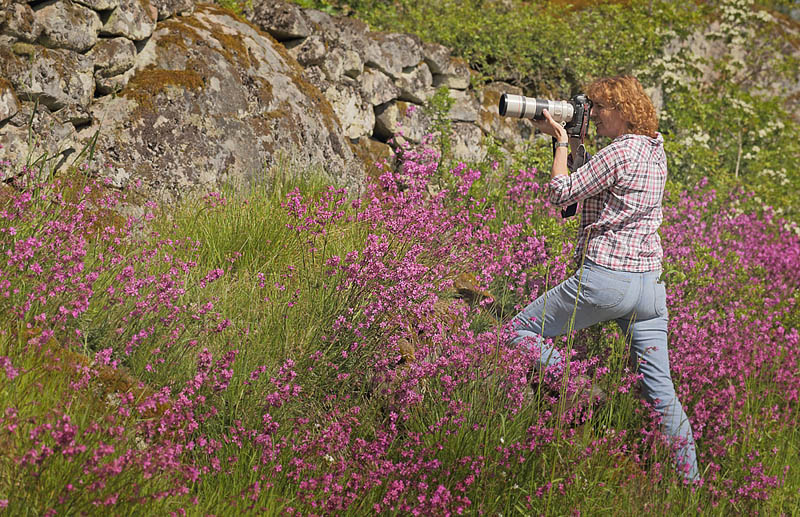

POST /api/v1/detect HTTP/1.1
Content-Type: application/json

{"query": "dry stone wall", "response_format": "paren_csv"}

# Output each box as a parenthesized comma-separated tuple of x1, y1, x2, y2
(247, 0, 537, 167)
(0, 0, 537, 199)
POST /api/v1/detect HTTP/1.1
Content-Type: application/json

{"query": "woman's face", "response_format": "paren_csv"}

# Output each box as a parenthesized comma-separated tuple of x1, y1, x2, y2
(591, 99, 629, 138)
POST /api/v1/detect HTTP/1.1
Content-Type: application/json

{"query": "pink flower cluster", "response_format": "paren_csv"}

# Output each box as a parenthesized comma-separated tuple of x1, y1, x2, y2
(1, 147, 797, 513)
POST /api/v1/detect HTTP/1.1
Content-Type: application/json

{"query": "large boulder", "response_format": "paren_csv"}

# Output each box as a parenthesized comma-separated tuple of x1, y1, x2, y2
(77, 4, 363, 197)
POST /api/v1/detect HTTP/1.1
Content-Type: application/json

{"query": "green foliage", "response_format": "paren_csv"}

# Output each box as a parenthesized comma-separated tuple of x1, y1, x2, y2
(293, 0, 798, 217)
(214, 0, 252, 15)
(640, 0, 800, 218)
(423, 86, 456, 168)
(293, 0, 700, 96)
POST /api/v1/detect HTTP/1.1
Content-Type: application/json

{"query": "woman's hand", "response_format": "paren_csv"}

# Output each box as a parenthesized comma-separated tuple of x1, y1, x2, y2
(534, 109, 569, 143)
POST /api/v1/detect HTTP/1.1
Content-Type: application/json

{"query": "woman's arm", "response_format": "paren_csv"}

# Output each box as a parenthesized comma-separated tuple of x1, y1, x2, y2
(549, 139, 629, 206)
(539, 109, 569, 180)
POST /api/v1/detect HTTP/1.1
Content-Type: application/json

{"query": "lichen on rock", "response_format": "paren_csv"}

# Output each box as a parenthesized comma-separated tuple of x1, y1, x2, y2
(35, 0, 102, 53)
(101, 0, 158, 41)
(0, 78, 21, 124)
(84, 3, 363, 199)
(0, 44, 94, 112)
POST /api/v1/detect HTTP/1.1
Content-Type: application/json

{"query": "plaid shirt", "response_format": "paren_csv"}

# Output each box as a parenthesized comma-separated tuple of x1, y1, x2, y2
(548, 133, 667, 272)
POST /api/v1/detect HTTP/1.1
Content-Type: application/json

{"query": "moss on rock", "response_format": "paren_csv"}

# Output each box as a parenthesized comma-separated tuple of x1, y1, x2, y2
(121, 66, 205, 113)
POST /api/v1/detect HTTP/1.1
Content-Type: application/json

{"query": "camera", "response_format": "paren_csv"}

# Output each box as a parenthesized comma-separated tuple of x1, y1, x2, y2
(498, 93, 592, 140)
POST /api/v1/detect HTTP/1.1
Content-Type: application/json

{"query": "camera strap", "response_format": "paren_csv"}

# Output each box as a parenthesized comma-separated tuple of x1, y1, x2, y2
(551, 136, 587, 218)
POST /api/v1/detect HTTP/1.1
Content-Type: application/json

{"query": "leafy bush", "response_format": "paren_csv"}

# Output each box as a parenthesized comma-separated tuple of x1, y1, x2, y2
(293, 0, 800, 216)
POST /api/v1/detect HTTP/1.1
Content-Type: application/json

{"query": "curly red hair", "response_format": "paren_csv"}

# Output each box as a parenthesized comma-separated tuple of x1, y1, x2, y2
(586, 76, 658, 138)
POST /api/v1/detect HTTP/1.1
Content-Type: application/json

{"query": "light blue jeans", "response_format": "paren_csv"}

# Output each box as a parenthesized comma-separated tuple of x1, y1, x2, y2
(509, 258, 699, 481)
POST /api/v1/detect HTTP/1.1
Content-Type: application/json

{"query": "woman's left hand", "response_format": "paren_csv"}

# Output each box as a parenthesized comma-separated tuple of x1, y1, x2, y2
(542, 109, 568, 143)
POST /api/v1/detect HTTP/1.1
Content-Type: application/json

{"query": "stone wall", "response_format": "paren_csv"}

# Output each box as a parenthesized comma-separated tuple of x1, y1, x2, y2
(0, 0, 536, 198)
(247, 0, 537, 167)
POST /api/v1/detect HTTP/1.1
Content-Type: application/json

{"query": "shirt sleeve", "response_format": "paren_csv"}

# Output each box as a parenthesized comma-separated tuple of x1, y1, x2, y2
(548, 139, 630, 206)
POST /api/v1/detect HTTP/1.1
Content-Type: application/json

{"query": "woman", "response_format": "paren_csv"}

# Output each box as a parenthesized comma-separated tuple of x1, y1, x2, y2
(509, 76, 699, 482)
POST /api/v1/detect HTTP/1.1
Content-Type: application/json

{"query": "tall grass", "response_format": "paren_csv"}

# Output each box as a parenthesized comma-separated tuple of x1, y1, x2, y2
(1, 138, 798, 515)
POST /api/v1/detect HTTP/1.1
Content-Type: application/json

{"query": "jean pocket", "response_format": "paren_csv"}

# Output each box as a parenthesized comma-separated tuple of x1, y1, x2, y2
(581, 266, 632, 309)
(654, 282, 668, 317)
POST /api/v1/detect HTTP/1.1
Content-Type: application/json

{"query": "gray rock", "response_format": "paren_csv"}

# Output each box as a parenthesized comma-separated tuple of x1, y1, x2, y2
(0, 0, 9, 26)
(88, 37, 136, 78)
(448, 89, 479, 122)
(54, 103, 93, 126)
(451, 122, 485, 163)
(74, 0, 120, 11)
(1, 101, 79, 180)
(101, 0, 157, 41)
(285, 35, 326, 67)
(3, 3, 41, 43)
(364, 32, 422, 79)
(36, 1, 101, 53)
(301, 9, 335, 32)
(395, 62, 433, 104)
(353, 136, 394, 183)
(433, 57, 470, 90)
(0, 78, 21, 123)
(95, 69, 134, 95)
(82, 5, 363, 198)
(249, 0, 311, 40)
(321, 47, 363, 81)
(303, 64, 329, 91)
(303, 9, 370, 52)
(422, 41, 451, 75)
(0, 43, 94, 111)
(149, 0, 194, 21)
(478, 81, 522, 100)
(323, 80, 373, 139)
(359, 67, 399, 106)
(374, 100, 430, 144)
(340, 49, 363, 78)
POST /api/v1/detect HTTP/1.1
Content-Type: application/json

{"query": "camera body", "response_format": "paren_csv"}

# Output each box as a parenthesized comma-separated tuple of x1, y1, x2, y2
(499, 93, 593, 140)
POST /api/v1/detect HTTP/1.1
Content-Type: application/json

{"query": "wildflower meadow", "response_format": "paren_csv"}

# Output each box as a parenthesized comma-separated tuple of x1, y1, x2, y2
(0, 128, 798, 515)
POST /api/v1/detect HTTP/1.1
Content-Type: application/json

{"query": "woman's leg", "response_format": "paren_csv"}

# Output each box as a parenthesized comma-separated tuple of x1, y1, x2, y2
(510, 264, 633, 369)
(616, 311, 700, 482)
